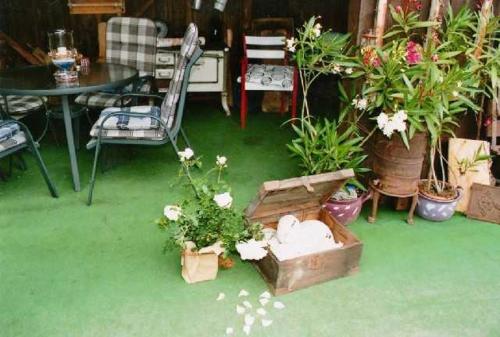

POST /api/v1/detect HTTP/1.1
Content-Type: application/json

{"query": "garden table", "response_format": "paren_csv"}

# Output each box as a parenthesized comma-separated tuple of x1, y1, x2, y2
(0, 64, 138, 191)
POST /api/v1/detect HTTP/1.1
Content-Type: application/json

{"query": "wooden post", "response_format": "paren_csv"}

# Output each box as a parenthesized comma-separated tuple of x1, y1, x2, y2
(426, 0, 443, 47)
(374, 0, 388, 47)
(473, 0, 493, 59)
(97, 22, 107, 63)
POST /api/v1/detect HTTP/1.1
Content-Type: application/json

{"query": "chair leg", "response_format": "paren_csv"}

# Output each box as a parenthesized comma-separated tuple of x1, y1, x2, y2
(29, 143, 59, 198)
(280, 93, 286, 116)
(180, 127, 191, 149)
(87, 139, 102, 206)
(16, 153, 27, 171)
(241, 89, 248, 129)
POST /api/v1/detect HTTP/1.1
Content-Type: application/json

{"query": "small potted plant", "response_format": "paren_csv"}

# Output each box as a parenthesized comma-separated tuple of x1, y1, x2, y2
(157, 149, 263, 283)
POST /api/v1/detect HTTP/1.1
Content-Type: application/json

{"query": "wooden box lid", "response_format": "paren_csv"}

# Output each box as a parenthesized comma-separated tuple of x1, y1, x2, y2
(245, 169, 355, 224)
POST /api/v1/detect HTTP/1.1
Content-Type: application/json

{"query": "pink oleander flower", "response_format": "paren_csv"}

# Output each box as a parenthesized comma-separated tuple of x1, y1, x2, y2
(406, 41, 422, 65)
(395, 5, 403, 13)
(431, 54, 439, 62)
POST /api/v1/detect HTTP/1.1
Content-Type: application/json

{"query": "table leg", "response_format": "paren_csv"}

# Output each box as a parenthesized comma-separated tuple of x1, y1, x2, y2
(61, 95, 80, 192)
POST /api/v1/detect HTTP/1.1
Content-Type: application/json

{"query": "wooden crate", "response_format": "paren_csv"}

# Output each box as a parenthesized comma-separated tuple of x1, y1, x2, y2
(245, 170, 363, 295)
(68, 0, 125, 15)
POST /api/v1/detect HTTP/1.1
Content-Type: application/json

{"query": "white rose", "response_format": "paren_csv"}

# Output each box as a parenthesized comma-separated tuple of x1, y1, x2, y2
(178, 147, 194, 161)
(213, 192, 233, 209)
(377, 112, 389, 129)
(164, 205, 182, 221)
(216, 155, 227, 167)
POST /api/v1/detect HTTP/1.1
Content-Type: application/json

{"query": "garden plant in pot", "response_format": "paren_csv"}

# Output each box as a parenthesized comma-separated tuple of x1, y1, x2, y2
(286, 17, 370, 225)
(351, 3, 498, 221)
(157, 149, 263, 283)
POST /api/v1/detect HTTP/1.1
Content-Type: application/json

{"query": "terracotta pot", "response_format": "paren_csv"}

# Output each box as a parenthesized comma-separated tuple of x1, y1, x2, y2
(416, 181, 463, 222)
(371, 132, 427, 195)
(325, 191, 372, 225)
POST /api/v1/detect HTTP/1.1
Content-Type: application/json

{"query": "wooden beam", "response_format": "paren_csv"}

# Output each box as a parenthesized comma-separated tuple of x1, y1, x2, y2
(0, 31, 42, 65)
(374, 0, 388, 47)
(97, 22, 107, 63)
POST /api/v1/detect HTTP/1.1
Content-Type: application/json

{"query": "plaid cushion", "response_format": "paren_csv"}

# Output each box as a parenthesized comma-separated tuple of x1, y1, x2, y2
(0, 122, 20, 142)
(90, 105, 165, 140)
(0, 131, 26, 153)
(74, 92, 132, 108)
(160, 23, 198, 128)
(106, 17, 157, 75)
(0, 96, 47, 115)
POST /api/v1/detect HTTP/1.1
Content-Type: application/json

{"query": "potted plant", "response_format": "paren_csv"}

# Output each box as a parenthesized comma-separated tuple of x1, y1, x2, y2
(157, 149, 263, 283)
(286, 17, 370, 225)
(353, 3, 498, 221)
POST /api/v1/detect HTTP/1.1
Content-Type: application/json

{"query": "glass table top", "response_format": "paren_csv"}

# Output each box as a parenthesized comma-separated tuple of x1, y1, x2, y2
(0, 63, 138, 96)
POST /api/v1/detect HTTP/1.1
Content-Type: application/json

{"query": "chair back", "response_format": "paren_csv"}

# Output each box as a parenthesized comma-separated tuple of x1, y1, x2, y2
(160, 23, 202, 133)
(243, 36, 287, 61)
(106, 17, 157, 76)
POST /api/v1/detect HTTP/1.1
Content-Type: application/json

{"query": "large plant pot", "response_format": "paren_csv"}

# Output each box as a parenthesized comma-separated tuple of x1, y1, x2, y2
(325, 191, 372, 225)
(371, 132, 427, 195)
(416, 181, 463, 222)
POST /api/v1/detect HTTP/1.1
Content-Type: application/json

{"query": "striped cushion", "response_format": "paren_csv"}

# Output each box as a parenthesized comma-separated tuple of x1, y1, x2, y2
(0, 96, 47, 115)
(74, 92, 132, 108)
(0, 122, 20, 142)
(160, 23, 198, 128)
(90, 105, 165, 140)
(0, 131, 26, 152)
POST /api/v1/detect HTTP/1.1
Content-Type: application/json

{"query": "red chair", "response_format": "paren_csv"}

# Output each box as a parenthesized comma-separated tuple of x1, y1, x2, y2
(240, 35, 298, 128)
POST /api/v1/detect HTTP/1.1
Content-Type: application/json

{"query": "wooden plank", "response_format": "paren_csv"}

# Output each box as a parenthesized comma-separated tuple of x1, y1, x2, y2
(0, 32, 41, 65)
(97, 22, 107, 63)
(466, 184, 500, 224)
(448, 138, 492, 213)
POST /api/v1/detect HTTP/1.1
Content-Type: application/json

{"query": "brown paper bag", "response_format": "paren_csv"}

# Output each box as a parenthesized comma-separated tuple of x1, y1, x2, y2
(181, 241, 223, 284)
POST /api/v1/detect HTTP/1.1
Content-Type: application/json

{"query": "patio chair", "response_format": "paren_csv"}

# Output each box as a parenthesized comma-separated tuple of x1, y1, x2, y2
(0, 119, 58, 197)
(239, 35, 298, 128)
(0, 95, 48, 121)
(74, 17, 157, 110)
(86, 23, 202, 205)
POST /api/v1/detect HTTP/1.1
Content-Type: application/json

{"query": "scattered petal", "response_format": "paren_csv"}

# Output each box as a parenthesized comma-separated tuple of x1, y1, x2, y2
(256, 308, 267, 316)
(236, 305, 246, 315)
(238, 289, 249, 297)
(259, 298, 269, 306)
(244, 314, 255, 326)
(273, 301, 285, 309)
(261, 319, 273, 327)
(216, 292, 225, 301)
(243, 300, 253, 309)
(226, 327, 234, 335)
(243, 325, 251, 335)
(259, 291, 271, 299)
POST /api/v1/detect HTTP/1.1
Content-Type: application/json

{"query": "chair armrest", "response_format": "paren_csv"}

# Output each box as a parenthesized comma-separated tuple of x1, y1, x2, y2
(96, 111, 169, 137)
(117, 93, 165, 107)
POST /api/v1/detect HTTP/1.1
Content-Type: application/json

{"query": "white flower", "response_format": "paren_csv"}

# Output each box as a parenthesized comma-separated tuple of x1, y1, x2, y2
(452, 90, 459, 97)
(457, 81, 462, 87)
(213, 192, 233, 208)
(394, 110, 408, 122)
(313, 23, 322, 37)
(216, 155, 227, 167)
(286, 37, 296, 52)
(178, 147, 194, 161)
(352, 97, 368, 110)
(382, 123, 394, 138)
(345, 67, 353, 75)
(393, 119, 407, 132)
(163, 205, 182, 221)
(332, 64, 342, 74)
(376, 112, 389, 129)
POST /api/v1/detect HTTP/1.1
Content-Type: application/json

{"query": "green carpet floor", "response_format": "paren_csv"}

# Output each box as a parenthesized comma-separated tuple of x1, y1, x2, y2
(1, 104, 499, 337)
